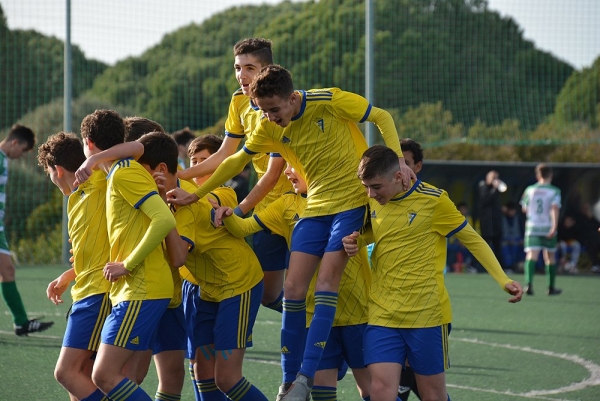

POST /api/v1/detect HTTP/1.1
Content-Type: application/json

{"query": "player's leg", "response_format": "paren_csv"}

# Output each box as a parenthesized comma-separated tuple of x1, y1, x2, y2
(523, 236, 541, 295)
(543, 238, 561, 295)
(253, 230, 288, 311)
(153, 305, 187, 401)
(364, 325, 404, 401)
(309, 326, 344, 400)
(407, 324, 451, 401)
(92, 299, 169, 399)
(341, 324, 371, 400)
(55, 293, 110, 400)
(213, 282, 267, 401)
(0, 248, 53, 334)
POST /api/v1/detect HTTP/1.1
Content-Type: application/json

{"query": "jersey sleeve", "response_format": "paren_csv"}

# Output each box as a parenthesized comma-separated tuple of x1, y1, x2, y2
(224, 92, 245, 138)
(194, 150, 253, 199)
(175, 205, 196, 252)
(432, 192, 470, 237)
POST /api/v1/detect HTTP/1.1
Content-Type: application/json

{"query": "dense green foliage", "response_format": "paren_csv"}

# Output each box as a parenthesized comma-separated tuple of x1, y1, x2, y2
(0, 5, 107, 131)
(554, 57, 600, 128)
(87, 0, 574, 133)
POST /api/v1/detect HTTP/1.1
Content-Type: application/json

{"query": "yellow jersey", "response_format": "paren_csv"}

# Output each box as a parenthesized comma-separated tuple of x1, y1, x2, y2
(173, 180, 263, 302)
(243, 88, 401, 217)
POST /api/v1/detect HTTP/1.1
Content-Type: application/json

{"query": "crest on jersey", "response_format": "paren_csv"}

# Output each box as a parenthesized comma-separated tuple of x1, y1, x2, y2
(292, 213, 300, 222)
(314, 118, 324, 132)
(408, 212, 417, 225)
(281, 136, 291, 144)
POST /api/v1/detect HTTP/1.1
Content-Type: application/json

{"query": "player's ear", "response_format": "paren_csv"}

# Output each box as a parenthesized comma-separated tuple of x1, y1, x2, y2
(55, 165, 65, 178)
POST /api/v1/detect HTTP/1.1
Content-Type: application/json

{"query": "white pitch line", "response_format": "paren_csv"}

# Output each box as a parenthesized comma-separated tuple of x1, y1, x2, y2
(451, 337, 600, 399)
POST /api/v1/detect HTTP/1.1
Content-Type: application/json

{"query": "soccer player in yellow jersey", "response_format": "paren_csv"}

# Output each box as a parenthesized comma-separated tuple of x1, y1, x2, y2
(168, 64, 415, 400)
(78, 110, 176, 401)
(176, 38, 292, 311)
(343, 145, 523, 401)
(212, 164, 372, 401)
(140, 131, 268, 401)
(38, 132, 112, 401)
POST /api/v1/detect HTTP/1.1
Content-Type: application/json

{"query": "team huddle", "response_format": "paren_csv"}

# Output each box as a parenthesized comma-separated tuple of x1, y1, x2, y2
(36, 38, 523, 401)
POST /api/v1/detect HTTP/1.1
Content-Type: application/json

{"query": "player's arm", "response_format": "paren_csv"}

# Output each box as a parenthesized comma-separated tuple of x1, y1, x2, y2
(367, 106, 416, 187)
(46, 268, 76, 305)
(237, 154, 285, 214)
(167, 149, 253, 206)
(454, 224, 523, 303)
(548, 203, 559, 238)
(74, 142, 144, 186)
(177, 135, 241, 180)
(163, 229, 188, 269)
(104, 195, 176, 282)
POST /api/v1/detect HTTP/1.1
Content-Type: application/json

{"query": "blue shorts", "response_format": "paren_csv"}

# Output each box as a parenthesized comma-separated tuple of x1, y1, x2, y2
(197, 281, 263, 350)
(63, 293, 111, 351)
(182, 280, 201, 359)
(152, 304, 187, 354)
(316, 324, 367, 370)
(364, 324, 451, 375)
(253, 230, 289, 272)
(101, 299, 170, 351)
(291, 206, 367, 256)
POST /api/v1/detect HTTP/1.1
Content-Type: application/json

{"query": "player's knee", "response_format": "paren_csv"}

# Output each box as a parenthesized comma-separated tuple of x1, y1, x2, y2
(214, 372, 239, 393)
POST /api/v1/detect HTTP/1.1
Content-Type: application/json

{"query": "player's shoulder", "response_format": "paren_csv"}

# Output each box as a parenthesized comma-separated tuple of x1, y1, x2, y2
(304, 88, 338, 102)
(414, 180, 444, 198)
(208, 186, 237, 207)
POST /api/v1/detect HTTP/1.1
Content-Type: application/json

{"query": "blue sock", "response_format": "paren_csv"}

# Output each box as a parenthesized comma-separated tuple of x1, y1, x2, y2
(264, 290, 284, 313)
(224, 377, 268, 401)
(80, 389, 108, 401)
(299, 292, 337, 378)
(197, 378, 227, 401)
(107, 378, 152, 401)
(155, 391, 180, 401)
(281, 298, 307, 383)
(311, 385, 337, 401)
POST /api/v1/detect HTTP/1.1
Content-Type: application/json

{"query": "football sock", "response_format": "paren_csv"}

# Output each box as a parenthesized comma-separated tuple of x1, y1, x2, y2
(188, 363, 202, 401)
(265, 290, 284, 313)
(311, 385, 337, 401)
(546, 263, 557, 288)
(524, 259, 536, 286)
(1, 281, 28, 325)
(299, 291, 337, 379)
(107, 378, 152, 401)
(80, 389, 108, 401)
(281, 298, 307, 383)
(197, 379, 226, 401)
(224, 377, 268, 401)
(154, 391, 180, 401)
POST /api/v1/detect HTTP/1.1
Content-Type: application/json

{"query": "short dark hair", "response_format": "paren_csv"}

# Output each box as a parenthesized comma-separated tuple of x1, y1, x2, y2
(535, 163, 553, 179)
(7, 124, 35, 150)
(234, 38, 274, 66)
(187, 134, 223, 158)
(37, 132, 85, 173)
(80, 109, 125, 150)
(401, 138, 424, 164)
(137, 131, 179, 175)
(124, 116, 165, 142)
(172, 128, 196, 146)
(249, 64, 294, 100)
(357, 145, 399, 181)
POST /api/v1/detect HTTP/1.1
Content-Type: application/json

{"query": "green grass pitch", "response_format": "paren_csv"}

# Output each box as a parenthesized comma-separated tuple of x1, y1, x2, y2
(1, 265, 599, 400)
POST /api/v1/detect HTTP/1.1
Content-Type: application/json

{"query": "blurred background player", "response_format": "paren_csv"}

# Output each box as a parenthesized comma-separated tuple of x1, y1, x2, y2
(0, 124, 54, 336)
(172, 127, 196, 169)
(520, 163, 561, 295)
(477, 170, 506, 272)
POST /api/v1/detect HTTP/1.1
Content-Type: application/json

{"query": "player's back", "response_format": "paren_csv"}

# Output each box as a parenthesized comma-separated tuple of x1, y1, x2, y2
(106, 158, 174, 304)
(68, 170, 111, 302)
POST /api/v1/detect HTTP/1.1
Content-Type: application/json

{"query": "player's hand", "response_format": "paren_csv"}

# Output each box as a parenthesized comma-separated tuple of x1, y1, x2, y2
(73, 156, 97, 187)
(152, 171, 168, 202)
(167, 187, 199, 206)
(46, 274, 71, 305)
(103, 262, 130, 282)
(398, 157, 417, 191)
(505, 280, 523, 303)
(208, 198, 233, 227)
(342, 231, 360, 257)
